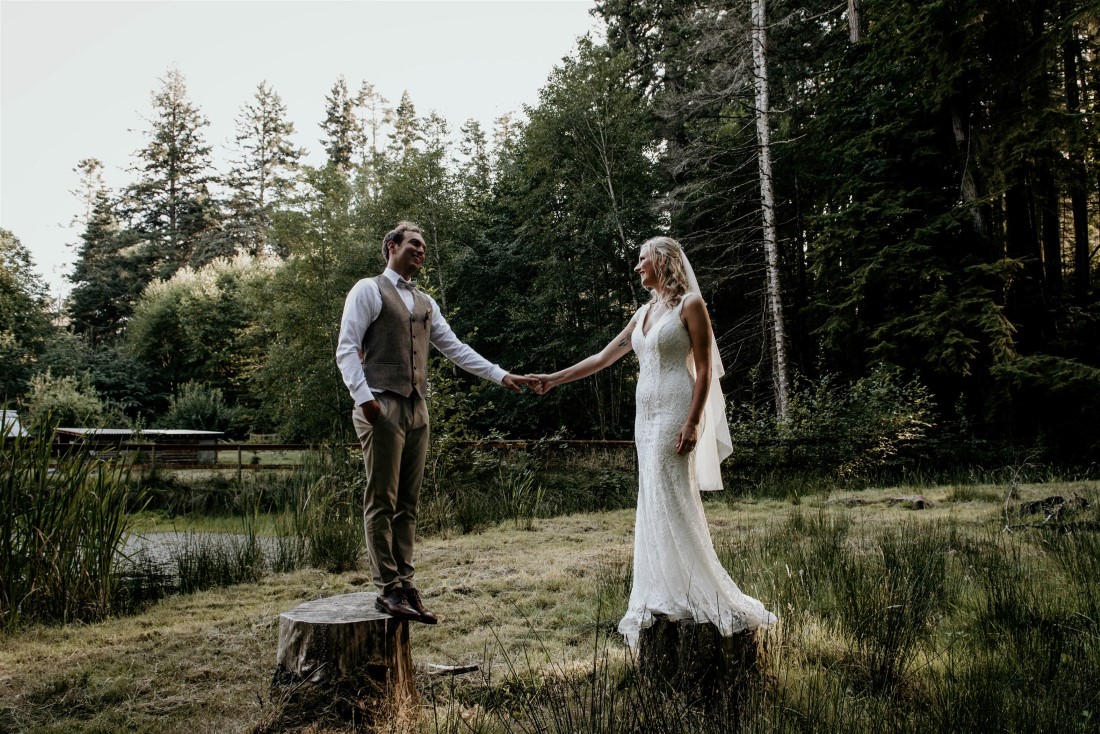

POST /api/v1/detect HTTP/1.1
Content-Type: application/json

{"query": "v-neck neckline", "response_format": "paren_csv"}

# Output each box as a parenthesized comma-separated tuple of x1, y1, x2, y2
(640, 302, 675, 339)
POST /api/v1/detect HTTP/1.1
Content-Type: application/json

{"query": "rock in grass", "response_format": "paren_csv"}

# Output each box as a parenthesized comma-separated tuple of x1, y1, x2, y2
(886, 495, 933, 510)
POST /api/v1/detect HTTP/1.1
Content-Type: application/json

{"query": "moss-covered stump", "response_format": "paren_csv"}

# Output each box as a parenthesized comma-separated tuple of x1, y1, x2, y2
(637, 615, 761, 706)
(268, 591, 415, 728)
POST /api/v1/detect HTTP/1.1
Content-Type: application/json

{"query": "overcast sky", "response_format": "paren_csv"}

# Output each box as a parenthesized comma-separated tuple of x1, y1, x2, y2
(0, 0, 603, 299)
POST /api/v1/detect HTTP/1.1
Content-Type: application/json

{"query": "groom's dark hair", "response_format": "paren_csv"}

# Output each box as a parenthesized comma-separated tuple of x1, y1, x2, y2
(381, 221, 423, 260)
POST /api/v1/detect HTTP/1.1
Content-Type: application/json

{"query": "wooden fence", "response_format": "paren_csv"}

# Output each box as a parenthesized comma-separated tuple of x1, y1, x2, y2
(57, 439, 639, 481)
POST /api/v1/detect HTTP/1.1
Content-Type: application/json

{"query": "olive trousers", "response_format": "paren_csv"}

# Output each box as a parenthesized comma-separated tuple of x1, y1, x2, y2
(352, 391, 429, 593)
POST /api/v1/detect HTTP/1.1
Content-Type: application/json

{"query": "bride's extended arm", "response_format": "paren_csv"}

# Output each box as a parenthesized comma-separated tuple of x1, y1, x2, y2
(531, 315, 638, 395)
(677, 294, 713, 455)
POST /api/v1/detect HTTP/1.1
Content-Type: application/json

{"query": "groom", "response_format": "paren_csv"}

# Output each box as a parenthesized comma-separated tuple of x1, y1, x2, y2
(336, 221, 533, 623)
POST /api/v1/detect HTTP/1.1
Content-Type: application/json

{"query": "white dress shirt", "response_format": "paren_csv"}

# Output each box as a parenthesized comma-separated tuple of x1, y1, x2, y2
(336, 268, 507, 406)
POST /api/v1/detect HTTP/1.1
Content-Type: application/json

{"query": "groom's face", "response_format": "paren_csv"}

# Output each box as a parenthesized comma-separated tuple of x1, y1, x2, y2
(389, 233, 427, 277)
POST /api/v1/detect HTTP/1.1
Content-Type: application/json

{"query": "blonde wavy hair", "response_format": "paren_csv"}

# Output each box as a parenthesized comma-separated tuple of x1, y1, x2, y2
(640, 236, 692, 307)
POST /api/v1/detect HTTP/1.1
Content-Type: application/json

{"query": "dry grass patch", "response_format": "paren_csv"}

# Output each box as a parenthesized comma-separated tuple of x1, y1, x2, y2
(2, 481, 1098, 733)
(0, 510, 645, 733)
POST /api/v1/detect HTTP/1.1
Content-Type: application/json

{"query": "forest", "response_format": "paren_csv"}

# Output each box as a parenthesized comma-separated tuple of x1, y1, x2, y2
(2, 0, 1099, 472)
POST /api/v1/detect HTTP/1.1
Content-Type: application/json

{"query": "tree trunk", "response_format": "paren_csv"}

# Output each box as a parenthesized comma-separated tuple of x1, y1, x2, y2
(752, 0, 791, 419)
(1004, 177, 1047, 350)
(1038, 166, 1063, 297)
(637, 616, 762, 708)
(848, 0, 863, 43)
(951, 101, 990, 240)
(1063, 29, 1090, 300)
(270, 592, 416, 727)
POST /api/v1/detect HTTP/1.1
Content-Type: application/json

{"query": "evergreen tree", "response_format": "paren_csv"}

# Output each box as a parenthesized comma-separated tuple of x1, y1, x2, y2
(370, 107, 462, 307)
(0, 229, 53, 401)
(595, 0, 833, 411)
(69, 158, 106, 228)
(38, 331, 158, 419)
(359, 81, 391, 157)
(319, 76, 365, 170)
(356, 81, 392, 203)
(67, 190, 151, 343)
(795, 0, 1099, 455)
(257, 165, 373, 440)
(223, 81, 305, 259)
(458, 118, 493, 208)
(127, 68, 220, 278)
(595, 0, 1100, 457)
(454, 42, 659, 438)
(389, 91, 421, 156)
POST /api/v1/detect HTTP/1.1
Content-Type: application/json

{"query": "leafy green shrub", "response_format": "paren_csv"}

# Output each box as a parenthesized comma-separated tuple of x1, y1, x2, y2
(156, 381, 242, 434)
(728, 366, 934, 484)
(21, 370, 105, 431)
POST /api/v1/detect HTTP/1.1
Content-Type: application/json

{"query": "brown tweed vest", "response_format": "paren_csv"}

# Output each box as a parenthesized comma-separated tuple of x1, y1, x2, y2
(360, 275, 432, 398)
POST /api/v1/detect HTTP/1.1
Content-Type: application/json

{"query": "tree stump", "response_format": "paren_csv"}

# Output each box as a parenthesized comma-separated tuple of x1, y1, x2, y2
(637, 615, 761, 708)
(270, 591, 416, 727)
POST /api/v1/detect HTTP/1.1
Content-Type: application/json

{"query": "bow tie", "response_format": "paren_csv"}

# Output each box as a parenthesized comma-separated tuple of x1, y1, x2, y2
(396, 279, 419, 290)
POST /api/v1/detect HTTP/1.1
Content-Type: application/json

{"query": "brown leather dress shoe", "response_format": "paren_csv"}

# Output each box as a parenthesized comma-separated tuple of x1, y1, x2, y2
(404, 587, 438, 624)
(374, 589, 421, 621)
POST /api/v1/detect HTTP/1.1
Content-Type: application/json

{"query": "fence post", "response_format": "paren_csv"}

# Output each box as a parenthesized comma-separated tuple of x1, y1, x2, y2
(237, 445, 243, 483)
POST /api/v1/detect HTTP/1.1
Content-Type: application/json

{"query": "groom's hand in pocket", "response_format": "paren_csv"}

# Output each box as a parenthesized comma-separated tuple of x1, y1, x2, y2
(360, 399, 382, 425)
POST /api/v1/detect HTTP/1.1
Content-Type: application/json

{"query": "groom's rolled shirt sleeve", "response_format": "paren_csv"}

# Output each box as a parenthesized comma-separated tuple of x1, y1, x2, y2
(336, 278, 383, 406)
(427, 294, 507, 384)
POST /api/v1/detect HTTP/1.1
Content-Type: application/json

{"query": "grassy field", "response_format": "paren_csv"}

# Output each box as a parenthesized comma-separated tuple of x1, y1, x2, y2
(1, 479, 1097, 733)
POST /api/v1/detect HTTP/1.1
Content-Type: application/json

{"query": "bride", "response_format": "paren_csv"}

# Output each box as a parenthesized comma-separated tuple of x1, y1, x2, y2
(530, 236, 777, 648)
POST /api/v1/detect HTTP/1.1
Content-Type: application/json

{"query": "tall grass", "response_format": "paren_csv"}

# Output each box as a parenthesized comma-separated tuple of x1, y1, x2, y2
(301, 454, 364, 573)
(0, 428, 141, 627)
(421, 495, 1099, 734)
(418, 445, 635, 536)
(175, 529, 265, 593)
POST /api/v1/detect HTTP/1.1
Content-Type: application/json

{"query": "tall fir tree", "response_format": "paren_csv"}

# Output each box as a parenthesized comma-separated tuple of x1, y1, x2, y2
(127, 68, 221, 279)
(389, 91, 421, 157)
(69, 158, 106, 228)
(258, 165, 373, 440)
(222, 81, 305, 260)
(453, 41, 658, 438)
(67, 189, 151, 344)
(0, 229, 53, 401)
(319, 76, 365, 170)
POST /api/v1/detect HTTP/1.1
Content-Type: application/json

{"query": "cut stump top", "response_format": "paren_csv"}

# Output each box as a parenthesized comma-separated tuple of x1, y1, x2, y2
(280, 591, 389, 624)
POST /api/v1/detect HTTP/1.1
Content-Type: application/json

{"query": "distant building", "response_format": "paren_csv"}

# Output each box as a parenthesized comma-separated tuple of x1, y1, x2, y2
(54, 428, 224, 465)
(1, 410, 28, 437)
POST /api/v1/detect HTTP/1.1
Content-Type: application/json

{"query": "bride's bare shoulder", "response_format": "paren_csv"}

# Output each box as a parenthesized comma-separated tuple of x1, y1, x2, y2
(680, 292, 706, 313)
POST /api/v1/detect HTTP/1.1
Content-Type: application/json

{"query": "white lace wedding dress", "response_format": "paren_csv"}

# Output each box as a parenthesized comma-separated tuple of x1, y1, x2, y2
(618, 301, 778, 649)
